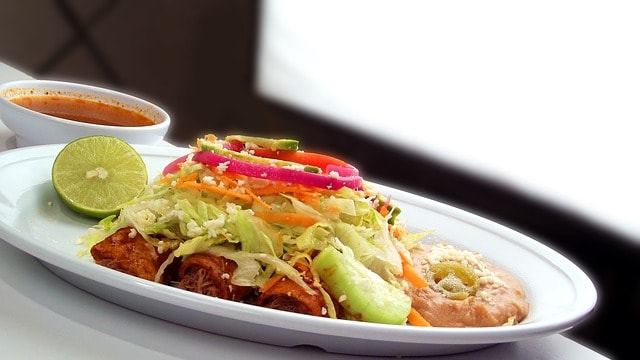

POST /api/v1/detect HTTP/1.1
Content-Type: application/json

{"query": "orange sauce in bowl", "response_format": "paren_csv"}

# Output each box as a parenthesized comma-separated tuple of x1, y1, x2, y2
(10, 95, 155, 127)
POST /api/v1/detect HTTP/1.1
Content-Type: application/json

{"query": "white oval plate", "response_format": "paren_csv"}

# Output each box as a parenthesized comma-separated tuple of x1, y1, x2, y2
(0, 144, 597, 357)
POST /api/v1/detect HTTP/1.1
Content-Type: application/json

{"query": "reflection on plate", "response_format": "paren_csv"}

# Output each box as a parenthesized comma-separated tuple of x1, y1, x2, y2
(0, 144, 597, 357)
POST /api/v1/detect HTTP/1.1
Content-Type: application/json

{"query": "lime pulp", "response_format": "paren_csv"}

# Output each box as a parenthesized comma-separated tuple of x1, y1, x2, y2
(51, 135, 148, 218)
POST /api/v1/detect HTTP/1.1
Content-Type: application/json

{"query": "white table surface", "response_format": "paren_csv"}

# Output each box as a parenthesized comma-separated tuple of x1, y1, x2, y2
(0, 61, 610, 359)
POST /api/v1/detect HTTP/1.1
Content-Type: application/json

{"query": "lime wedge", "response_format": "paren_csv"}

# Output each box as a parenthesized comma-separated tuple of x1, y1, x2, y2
(51, 135, 148, 218)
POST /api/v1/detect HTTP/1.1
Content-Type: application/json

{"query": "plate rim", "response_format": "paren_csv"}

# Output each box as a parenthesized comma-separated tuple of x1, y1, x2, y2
(0, 143, 598, 353)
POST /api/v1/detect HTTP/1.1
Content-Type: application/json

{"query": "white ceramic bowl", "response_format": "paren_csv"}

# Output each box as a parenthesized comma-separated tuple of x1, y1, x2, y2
(0, 79, 170, 147)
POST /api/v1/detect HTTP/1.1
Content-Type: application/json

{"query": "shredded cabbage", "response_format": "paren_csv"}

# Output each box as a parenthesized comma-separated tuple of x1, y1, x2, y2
(79, 135, 434, 324)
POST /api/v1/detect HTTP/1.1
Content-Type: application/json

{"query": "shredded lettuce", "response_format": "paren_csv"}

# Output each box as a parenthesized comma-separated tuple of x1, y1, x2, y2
(79, 141, 429, 324)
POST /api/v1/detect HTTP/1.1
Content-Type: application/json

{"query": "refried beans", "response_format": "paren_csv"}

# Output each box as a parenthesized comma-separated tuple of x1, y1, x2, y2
(407, 243, 529, 327)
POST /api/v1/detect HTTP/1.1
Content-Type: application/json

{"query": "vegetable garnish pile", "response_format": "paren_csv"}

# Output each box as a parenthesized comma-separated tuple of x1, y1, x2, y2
(80, 133, 435, 325)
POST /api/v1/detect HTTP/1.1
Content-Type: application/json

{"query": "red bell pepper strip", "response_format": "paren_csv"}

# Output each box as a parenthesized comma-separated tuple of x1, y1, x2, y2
(224, 140, 244, 152)
(238, 147, 358, 175)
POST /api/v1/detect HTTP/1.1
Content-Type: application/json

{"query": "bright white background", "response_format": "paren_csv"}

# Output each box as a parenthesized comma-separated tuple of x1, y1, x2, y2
(256, 0, 640, 243)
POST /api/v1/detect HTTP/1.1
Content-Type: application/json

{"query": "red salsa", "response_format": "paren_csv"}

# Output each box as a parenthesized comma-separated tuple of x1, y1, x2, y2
(11, 95, 155, 127)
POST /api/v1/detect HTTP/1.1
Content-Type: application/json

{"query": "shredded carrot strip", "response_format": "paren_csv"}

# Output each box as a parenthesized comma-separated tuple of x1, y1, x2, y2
(399, 250, 429, 288)
(215, 174, 240, 187)
(172, 169, 272, 209)
(377, 195, 391, 217)
(379, 203, 389, 217)
(407, 307, 431, 327)
(251, 185, 319, 206)
(208, 168, 248, 182)
(254, 211, 320, 227)
(215, 174, 272, 209)
(283, 190, 321, 207)
(248, 192, 271, 210)
(176, 181, 252, 202)
(251, 183, 321, 196)
(259, 274, 285, 293)
(183, 172, 198, 182)
(210, 168, 339, 207)
(392, 226, 401, 238)
(211, 169, 318, 208)
(172, 172, 198, 188)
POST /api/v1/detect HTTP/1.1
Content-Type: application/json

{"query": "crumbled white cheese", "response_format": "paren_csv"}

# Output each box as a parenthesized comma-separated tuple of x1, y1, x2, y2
(216, 161, 230, 174)
(502, 316, 517, 326)
(85, 167, 108, 180)
(422, 243, 507, 295)
(282, 164, 306, 171)
(185, 220, 204, 237)
(204, 216, 226, 237)
(226, 202, 240, 215)
(201, 176, 216, 185)
(128, 227, 138, 238)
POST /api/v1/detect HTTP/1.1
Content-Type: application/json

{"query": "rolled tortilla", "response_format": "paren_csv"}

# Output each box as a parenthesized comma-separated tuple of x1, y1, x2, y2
(91, 226, 162, 282)
(257, 269, 327, 317)
(177, 253, 253, 301)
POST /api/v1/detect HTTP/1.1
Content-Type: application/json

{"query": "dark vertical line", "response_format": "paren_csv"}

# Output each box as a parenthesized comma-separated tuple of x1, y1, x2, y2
(247, 0, 260, 90)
